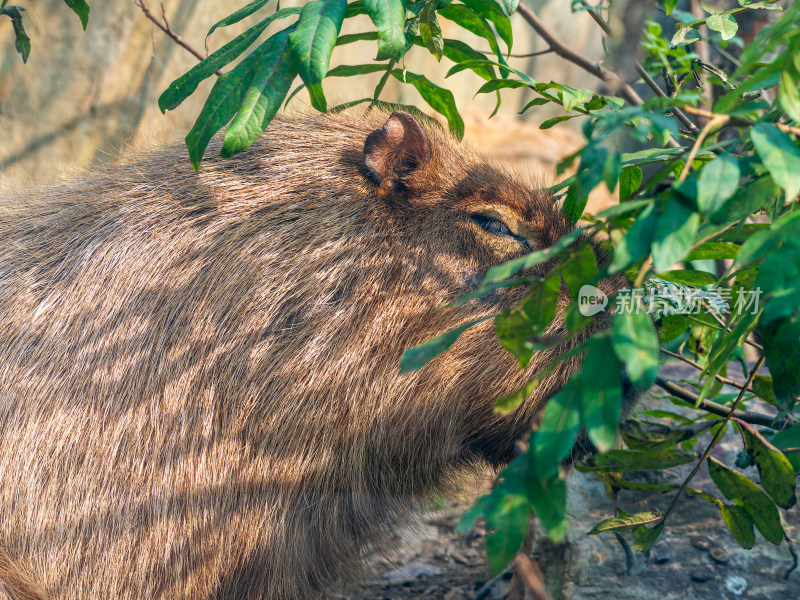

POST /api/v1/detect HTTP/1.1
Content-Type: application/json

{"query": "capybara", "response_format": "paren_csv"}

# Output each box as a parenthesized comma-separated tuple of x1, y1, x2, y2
(0, 110, 615, 599)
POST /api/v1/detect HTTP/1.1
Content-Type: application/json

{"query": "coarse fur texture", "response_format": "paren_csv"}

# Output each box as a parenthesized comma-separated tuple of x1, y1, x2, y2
(0, 110, 617, 599)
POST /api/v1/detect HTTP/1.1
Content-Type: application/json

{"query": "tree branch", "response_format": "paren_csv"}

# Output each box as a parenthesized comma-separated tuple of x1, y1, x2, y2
(657, 355, 766, 527)
(516, 1, 644, 106)
(659, 348, 757, 395)
(684, 105, 800, 137)
(577, 0, 699, 133)
(513, 555, 554, 600)
(654, 376, 795, 430)
(135, 0, 220, 74)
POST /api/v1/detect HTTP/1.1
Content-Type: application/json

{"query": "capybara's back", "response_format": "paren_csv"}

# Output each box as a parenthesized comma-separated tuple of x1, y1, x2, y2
(0, 110, 582, 599)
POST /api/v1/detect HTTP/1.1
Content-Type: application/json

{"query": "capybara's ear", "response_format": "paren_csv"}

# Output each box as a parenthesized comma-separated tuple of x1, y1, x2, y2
(363, 111, 431, 186)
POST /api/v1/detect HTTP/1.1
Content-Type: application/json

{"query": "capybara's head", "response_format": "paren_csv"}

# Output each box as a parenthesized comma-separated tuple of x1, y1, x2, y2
(204, 109, 602, 473)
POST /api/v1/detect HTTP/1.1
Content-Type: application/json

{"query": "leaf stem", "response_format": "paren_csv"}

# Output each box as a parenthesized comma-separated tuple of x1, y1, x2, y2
(370, 59, 397, 107)
(659, 348, 758, 396)
(577, 0, 699, 134)
(684, 105, 800, 137)
(655, 376, 796, 429)
(677, 113, 728, 182)
(656, 355, 766, 527)
(515, 1, 643, 107)
(135, 0, 221, 74)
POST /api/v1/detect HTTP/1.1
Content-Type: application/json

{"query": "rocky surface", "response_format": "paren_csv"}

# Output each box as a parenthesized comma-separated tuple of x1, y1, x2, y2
(348, 363, 800, 600)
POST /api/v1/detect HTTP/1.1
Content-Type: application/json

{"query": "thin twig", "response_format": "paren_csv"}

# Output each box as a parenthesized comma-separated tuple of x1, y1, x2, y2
(516, 1, 643, 107)
(135, 0, 220, 74)
(684, 105, 800, 137)
(659, 348, 758, 395)
(470, 565, 513, 600)
(784, 534, 798, 580)
(370, 59, 397, 108)
(577, 0, 699, 133)
(677, 112, 728, 181)
(657, 356, 766, 526)
(654, 376, 793, 429)
(513, 555, 554, 600)
(479, 48, 556, 59)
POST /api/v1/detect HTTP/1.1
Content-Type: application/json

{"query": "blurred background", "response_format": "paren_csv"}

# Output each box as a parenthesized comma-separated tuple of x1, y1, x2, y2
(0, 0, 613, 206)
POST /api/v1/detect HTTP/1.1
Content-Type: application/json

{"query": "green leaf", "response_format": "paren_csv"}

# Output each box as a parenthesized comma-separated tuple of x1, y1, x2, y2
(657, 314, 690, 343)
(738, 420, 797, 509)
(419, 0, 444, 60)
(708, 457, 785, 545)
(611, 309, 659, 391)
(656, 270, 717, 286)
(772, 424, 800, 472)
(706, 12, 738, 40)
(671, 26, 701, 47)
(159, 15, 280, 113)
(561, 245, 598, 297)
(779, 66, 800, 123)
(619, 166, 642, 202)
(588, 511, 661, 535)
(686, 242, 740, 261)
(439, 38, 494, 80)
(533, 379, 582, 480)
(2, 6, 29, 63)
(494, 340, 592, 415)
(697, 154, 740, 215)
(287, 0, 346, 112)
(576, 449, 697, 472)
(737, 211, 800, 266)
(206, 0, 275, 40)
(697, 309, 760, 404)
(501, 0, 519, 15)
(475, 79, 528, 94)
(365, 0, 407, 60)
(335, 31, 378, 45)
(527, 474, 568, 542)
(632, 522, 665, 551)
(184, 28, 295, 170)
(754, 241, 800, 325)
(597, 471, 680, 492)
(720, 504, 756, 549)
(221, 28, 297, 158)
(711, 175, 780, 224)
(438, 4, 500, 58)
(660, 0, 679, 15)
(496, 273, 561, 367)
(751, 375, 776, 405)
(326, 63, 389, 76)
(345, 0, 367, 17)
(652, 197, 700, 272)
(580, 337, 622, 453)
(459, 0, 513, 55)
(691, 487, 756, 548)
(760, 317, 800, 410)
(750, 123, 800, 202)
(63, 0, 90, 30)
(620, 419, 722, 451)
(485, 494, 530, 574)
(519, 97, 549, 113)
(609, 202, 658, 274)
(539, 115, 573, 130)
(483, 228, 584, 284)
(400, 315, 493, 373)
(391, 70, 464, 139)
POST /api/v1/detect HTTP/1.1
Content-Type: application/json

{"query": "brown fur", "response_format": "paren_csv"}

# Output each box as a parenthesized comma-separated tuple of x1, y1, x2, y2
(0, 110, 607, 599)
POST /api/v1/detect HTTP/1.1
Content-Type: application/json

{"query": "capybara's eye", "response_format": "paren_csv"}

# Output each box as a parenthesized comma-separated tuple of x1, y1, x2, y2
(470, 213, 531, 250)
